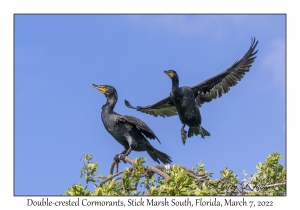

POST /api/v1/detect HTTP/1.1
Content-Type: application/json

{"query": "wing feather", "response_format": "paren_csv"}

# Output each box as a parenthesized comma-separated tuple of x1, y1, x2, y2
(124, 97, 178, 118)
(192, 37, 258, 106)
(121, 115, 161, 143)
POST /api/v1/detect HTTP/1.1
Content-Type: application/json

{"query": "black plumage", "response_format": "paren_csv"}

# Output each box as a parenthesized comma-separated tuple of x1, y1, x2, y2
(125, 38, 258, 145)
(91, 84, 172, 164)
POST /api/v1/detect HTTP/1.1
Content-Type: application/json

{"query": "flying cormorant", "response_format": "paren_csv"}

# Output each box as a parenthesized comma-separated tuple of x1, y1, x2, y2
(91, 84, 172, 164)
(125, 38, 258, 145)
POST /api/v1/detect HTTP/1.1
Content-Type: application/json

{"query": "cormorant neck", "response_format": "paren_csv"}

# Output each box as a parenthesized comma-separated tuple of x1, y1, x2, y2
(102, 93, 118, 112)
(171, 76, 179, 92)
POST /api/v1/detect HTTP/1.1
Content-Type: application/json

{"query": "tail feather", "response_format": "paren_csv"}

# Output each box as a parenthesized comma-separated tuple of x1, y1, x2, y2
(201, 126, 210, 137)
(147, 148, 172, 165)
(188, 125, 210, 138)
(124, 100, 137, 109)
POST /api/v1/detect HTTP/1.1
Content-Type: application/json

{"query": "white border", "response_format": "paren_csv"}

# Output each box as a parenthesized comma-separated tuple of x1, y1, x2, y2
(1, 0, 296, 209)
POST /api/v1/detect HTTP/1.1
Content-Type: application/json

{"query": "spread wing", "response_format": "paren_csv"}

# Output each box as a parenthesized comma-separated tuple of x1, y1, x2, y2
(118, 115, 161, 143)
(192, 37, 258, 106)
(124, 97, 178, 118)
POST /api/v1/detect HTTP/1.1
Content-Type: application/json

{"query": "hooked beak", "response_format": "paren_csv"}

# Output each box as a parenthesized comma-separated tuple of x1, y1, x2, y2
(164, 70, 174, 78)
(91, 84, 107, 94)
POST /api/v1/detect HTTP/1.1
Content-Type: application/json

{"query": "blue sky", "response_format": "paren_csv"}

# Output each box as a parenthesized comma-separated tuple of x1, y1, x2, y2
(14, 14, 285, 195)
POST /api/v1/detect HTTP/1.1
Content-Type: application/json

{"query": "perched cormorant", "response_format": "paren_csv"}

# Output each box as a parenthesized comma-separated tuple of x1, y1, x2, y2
(125, 38, 258, 145)
(91, 84, 172, 164)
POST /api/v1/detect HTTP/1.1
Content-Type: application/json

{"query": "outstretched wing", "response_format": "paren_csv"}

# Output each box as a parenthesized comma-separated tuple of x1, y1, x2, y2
(119, 115, 161, 143)
(192, 37, 258, 106)
(124, 97, 178, 118)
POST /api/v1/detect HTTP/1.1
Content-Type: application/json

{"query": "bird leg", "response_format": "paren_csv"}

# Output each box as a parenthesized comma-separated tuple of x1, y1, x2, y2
(119, 147, 132, 163)
(113, 149, 128, 163)
(114, 147, 132, 163)
(181, 124, 187, 145)
(113, 155, 121, 163)
(199, 126, 205, 138)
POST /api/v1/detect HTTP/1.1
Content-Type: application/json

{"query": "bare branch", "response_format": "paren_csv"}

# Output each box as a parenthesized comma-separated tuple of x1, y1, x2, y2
(264, 182, 286, 188)
(123, 156, 134, 165)
(147, 166, 169, 179)
(109, 160, 117, 175)
(109, 156, 134, 175)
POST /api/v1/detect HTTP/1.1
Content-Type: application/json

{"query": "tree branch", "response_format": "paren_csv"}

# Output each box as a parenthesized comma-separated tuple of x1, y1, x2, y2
(109, 158, 212, 184)
(264, 182, 286, 188)
(122, 178, 128, 196)
(109, 160, 117, 175)
(147, 166, 169, 179)
(154, 164, 208, 181)
(100, 167, 133, 186)
(109, 156, 134, 175)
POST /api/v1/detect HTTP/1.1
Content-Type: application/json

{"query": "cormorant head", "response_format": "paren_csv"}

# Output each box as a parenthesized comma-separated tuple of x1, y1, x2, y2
(91, 84, 117, 98)
(164, 70, 178, 79)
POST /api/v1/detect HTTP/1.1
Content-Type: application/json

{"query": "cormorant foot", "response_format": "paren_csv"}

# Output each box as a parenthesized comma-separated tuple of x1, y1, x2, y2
(113, 154, 127, 163)
(199, 127, 205, 139)
(113, 154, 120, 163)
(119, 154, 127, 163)
(181, 129, 187, 145)
(113, 147, 131, 163)
(200, 133, 205, 138)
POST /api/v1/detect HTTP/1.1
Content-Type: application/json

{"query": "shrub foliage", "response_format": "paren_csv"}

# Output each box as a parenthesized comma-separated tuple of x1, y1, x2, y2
(65, 152, 286, 196)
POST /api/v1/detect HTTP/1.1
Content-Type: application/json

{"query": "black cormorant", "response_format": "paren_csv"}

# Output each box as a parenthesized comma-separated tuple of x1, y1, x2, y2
(91, 84, 172, 164)
(125, 38, 258, 145)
